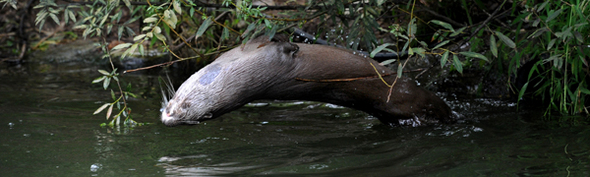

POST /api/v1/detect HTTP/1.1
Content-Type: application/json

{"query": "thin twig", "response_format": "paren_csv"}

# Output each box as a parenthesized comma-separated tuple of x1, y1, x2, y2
(61, 0, 320, 10)
(421, 8, 465, 27)
(466, 0, 507, 42)
(295, 68, 425, 83)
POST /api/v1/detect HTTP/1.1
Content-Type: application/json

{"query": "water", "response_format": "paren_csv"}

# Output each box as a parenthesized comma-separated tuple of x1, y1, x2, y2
(1, 62, 589, 176)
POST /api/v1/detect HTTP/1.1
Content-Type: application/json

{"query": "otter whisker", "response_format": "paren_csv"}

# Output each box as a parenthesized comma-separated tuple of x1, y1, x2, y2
(158, 72, 175, 109)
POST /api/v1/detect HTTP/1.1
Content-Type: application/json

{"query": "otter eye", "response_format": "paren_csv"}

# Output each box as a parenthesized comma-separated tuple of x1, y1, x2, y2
(181, 102, 191, 109)
(290, 44, 299, 57)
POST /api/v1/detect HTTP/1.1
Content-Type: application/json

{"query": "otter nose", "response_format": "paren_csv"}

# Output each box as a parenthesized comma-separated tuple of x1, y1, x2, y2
(165, 108, 174, 117)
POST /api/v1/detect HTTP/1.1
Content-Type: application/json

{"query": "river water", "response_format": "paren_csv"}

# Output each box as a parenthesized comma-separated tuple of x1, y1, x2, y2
(0, 57, 589, 176)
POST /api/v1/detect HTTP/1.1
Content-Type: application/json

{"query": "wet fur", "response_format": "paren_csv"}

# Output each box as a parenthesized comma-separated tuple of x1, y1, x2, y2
(161, 36, 453, 126)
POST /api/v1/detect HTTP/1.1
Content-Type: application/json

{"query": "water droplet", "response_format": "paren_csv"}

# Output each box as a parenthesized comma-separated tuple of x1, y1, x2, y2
(90, 163, 102, 172)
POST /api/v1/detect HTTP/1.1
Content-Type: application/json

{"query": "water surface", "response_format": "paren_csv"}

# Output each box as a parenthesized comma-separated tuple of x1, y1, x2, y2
(0, 61, 589, 176)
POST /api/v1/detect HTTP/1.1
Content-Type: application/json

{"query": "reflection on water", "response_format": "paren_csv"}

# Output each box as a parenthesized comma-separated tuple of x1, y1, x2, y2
(0, 62, 589, 177)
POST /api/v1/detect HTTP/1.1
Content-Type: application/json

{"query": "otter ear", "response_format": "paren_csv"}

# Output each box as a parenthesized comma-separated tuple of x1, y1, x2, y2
(279, 42, 299, 58)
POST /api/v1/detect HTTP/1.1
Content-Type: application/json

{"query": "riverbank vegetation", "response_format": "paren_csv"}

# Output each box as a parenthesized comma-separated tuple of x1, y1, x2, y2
(0, 0, 588, 125)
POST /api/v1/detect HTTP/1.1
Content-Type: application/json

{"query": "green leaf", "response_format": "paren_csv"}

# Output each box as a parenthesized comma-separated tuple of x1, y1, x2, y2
(536, 1, 549, 12)
(92, 76, 106, 83)
(441, 51, 449, 68)
(106, 104, 113, 120)
(49, 13, 60, 25)
(528, 27, 549, 39)
(167, 10, 178, 28)
(573, 31, 583, 43)
(460, 51, 488, 62)
(127, 44, 138, 56)
(242, 22, 256, 38)
(173, 0, 182, 14)
(155, 33, 166, 42)
(123, 0, 131, 7)
(545, 8, 564, 23)
(429, 20, 454, 32)
(432, 40, 449, 50)
(453, 55, 463, 74)
(407, 18, 417, 38)
(547, 38, 556, 50)
(143, 17, 158, 23)
(133, 34, 146, 41)
(73, 24, 87, 30)
(141, 26, 151, 32)
(127, 92, 138, 98)
(196, 17, 213, 39)
(222, 27, 229, 41)
(126, 83, 132, 92)
(580, 87, 590, 95)
(532, 18, 541, 27)
(370, 43, 394, 58)
(98, 70, 110, 75)
(412, 47, 426, 58)
(490, 35, 498, 58)
(94, 103, 111, 115)
(494, 31, 515, 48)
(111, 89, 116, 100)
(517, 82, 529, 103)
(266, 26, 277, 41)
(64, 9, 69, 24)
(111, 43, 132, 50)
(138, 44, 145, 56)
(116, 114, 120, 125)
(103, 77, 110, 90)
(380, 59, 396, 66)
(153, 26, 161, 34)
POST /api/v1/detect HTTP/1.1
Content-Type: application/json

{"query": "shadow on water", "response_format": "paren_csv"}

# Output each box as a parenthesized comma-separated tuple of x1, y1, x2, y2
(1, 54, 589, 176)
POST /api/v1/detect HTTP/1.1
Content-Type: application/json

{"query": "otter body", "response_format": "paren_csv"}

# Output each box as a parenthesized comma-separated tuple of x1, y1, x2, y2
(161, 36, 453, 126)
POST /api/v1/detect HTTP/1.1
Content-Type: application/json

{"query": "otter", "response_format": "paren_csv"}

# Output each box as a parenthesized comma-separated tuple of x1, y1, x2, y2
(161, 36, 453, 126)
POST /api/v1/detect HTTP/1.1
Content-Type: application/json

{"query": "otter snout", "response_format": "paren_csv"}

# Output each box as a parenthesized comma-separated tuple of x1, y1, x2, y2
(161, 101, 182, 126)
(160, 100, 213, 126)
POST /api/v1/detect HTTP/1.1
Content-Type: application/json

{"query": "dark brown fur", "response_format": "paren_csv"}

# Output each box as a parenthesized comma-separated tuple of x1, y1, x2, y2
(161, 36, 453, 126)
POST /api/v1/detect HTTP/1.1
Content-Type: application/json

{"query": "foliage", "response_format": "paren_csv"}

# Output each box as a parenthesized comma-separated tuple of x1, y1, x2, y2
(515, 1, 590, 115)
(0, 0, 16, 9)
(2, 0, 585, 120)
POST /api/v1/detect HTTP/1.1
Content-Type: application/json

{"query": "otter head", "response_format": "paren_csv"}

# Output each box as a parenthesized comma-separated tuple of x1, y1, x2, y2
(161, 36, 299, 126)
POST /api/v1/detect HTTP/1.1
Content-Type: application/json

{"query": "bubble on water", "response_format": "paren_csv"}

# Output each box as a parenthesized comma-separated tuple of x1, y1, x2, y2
(472, 127, 483, 132)
(90, 163, 102, 172)
(309, 164, 329, 170)
(323, 103, 344, 109)
(23, 134, 30, 137)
